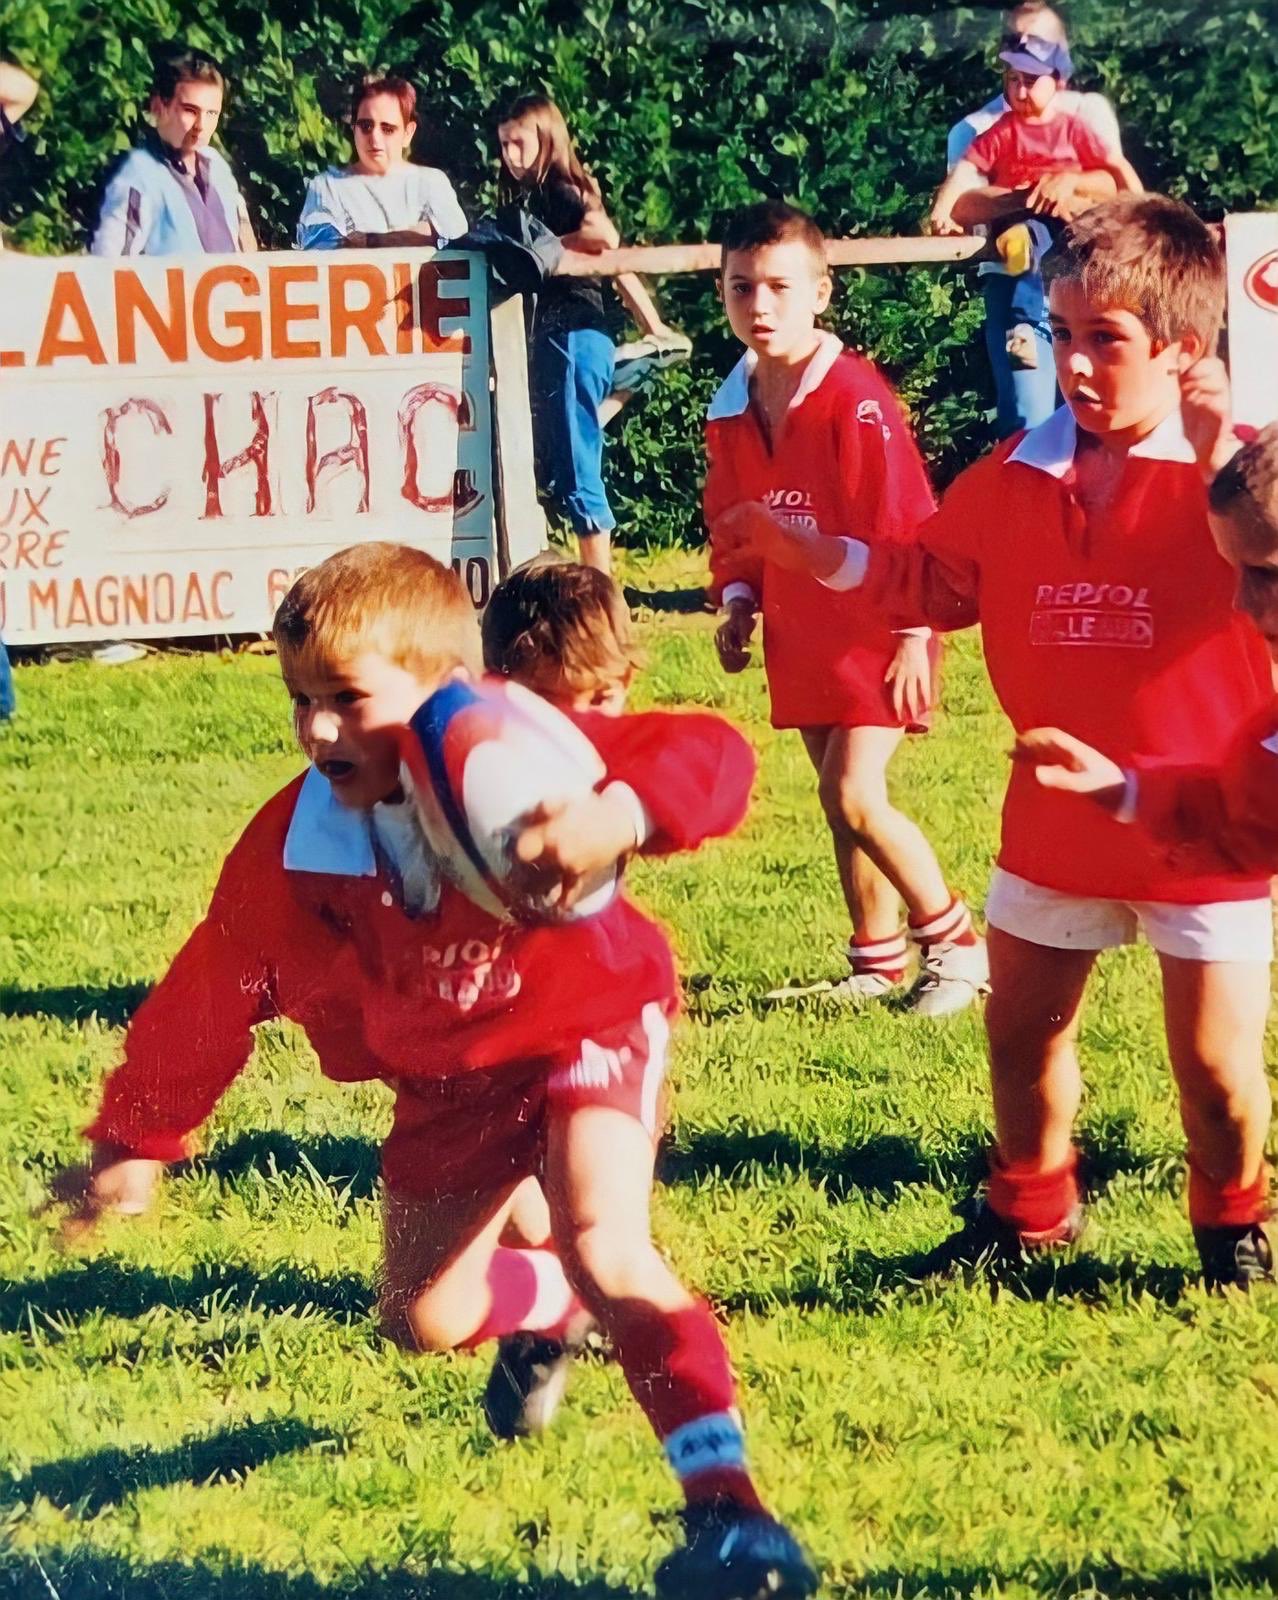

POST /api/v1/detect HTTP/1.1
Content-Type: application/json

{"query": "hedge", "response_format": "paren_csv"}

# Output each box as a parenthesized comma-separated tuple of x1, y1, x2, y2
(1, 0, 1274, 546)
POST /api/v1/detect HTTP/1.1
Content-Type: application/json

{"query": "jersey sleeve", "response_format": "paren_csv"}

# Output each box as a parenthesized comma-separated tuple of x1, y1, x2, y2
(84, 818, 282, 1161)
(1134, 719, 1278, 875)
(575, 709, 756, 854)
(296, 174, 345, 250)
(704, 423, 764, 607)
(833, 365, 936, 548)
(963, 120, 1007, 178)
(90, 162, 152, 256)
(859, 450, 992, 632)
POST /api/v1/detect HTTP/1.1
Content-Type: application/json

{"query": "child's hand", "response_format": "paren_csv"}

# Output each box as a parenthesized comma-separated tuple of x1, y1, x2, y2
(885, 635, 932, 723)
(1012, 728, 1127, 809)
(511, 789, 639, 910)
(715, 602, 757, 674)
(1179, 357, 1237, 482)
(928, 206, 962, 237)
(712, 502, 784, 563)
(1025, 171, 1079, 218)
(43, 1142, 163, 1243)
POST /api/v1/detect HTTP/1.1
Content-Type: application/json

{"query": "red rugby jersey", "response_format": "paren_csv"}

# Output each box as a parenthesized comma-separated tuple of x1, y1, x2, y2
(86, 708, 755, 1161)
(1131, 702, 1278, 877)
(860, 405, 1273, 902)
(705, 334, 937, 728)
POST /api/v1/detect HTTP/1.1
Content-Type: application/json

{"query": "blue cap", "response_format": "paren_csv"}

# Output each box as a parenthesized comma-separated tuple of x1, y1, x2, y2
(999, 32, 1073, 81)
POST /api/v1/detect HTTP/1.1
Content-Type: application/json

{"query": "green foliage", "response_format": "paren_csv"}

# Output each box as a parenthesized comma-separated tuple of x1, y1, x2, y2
(5, 555, 1278, 1595)
(1, 1, 1275, 542)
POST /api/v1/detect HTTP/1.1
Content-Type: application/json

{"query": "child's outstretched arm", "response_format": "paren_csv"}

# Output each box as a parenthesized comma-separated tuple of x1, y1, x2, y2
(929, 160, 980, 236)
(1015, 722, 1278, 875)
(53, 826, 281, 1235)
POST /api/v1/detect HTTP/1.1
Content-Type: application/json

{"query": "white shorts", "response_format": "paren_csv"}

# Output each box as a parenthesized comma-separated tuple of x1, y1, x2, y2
(985, 868, 1274, 964)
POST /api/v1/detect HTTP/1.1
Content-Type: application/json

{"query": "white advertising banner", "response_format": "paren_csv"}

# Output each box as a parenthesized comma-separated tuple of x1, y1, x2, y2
(1226, 212, 1278, 430)
(0, 249, 495, 645)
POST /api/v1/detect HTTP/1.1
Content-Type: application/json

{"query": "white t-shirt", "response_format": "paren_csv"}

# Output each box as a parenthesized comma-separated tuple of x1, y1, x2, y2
(297, 164, 468, 250)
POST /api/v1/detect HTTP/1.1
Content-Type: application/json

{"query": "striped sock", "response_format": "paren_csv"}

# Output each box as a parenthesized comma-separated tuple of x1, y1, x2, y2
(909, 895, 976, 949)
(848, 930, 909, 983)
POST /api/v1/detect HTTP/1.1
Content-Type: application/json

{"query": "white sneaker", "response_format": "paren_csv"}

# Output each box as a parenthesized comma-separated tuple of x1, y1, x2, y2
(764, 968, 899, 1004)
(904, 937, 990, 1018)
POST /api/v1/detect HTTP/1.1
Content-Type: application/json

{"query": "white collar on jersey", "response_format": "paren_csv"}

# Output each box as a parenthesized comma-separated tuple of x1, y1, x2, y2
(282, 764, 378, 877)
(706, 330, 845, 421)
(1007, 403, 1198, 479)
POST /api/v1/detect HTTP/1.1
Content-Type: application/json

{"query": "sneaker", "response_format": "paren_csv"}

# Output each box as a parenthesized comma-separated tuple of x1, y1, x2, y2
(613, 329, 693, 394)
(655, 1503, 818, 1600)
(482, 1329, 582, 1440)
(903, 936, 989, 1018)
(763, 968, 899, 1004)
(1194, 1221, 1275, 1291)
(921, 1197, 1086, 1276)
(995, 223, 1034, 275)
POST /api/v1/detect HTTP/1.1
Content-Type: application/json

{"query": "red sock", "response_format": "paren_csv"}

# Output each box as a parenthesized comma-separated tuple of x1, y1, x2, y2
(987, 1148, 1080, 1238)
(605, 1298, 765, 1514)
(459, 1248, 584, 1348)
(849, 931, 908, 984)
(910, 896, 977, 949)
(1187, 1160, 1270, 1228)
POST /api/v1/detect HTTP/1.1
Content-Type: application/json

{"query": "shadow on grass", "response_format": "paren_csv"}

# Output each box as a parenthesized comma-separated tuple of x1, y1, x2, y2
(4, 1549, 1276, 1600)
(855, 1558, 1278, 1598)
(0, 1258, 372, 1337)
(0, 1551, 646, 1600)
(0, 981, 150, 1027)
(191, 1131, 382, 1201)
(716, 1242, 1197, 1317)
(3, 1418, 331, 1517)
(661, 1114, 1172, 1206)
(620, 583, 707, 616)
(658, 1128, 988, 1203)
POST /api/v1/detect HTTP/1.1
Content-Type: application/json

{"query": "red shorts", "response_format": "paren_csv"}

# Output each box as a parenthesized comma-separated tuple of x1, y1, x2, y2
(380, 1002, 673, 1201)
(767, 634, 940, 733)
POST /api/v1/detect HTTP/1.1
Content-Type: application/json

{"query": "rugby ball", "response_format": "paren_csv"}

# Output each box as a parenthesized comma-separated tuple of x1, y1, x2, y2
(399, 677, 620, 923)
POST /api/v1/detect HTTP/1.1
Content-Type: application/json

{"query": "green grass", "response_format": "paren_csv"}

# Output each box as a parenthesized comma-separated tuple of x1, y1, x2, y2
(4, 551, 1278, 1600)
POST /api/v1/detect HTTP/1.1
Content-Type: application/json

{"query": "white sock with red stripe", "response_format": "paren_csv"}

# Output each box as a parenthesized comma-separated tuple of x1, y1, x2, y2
(909, 895, 977, 949)
(847, 930, 909, 983)
(460, 1248, 584, 1348)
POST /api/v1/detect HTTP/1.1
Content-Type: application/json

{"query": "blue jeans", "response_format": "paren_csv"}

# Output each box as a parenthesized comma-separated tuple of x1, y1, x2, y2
(981, 271, 1059, 438)
(0, 635, 14, 720)
(532, 326, 617, 535)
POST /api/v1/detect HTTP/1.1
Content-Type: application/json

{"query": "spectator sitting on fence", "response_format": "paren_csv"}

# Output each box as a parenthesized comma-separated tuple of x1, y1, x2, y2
(496, 93, 690, 574)
(297, 72, 467, 251)
(936, 0, 1129, 435)
(90, 45, 256, 257)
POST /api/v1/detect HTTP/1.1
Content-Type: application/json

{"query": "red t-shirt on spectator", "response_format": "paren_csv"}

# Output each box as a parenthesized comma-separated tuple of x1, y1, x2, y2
(965, 108, 1114, 191)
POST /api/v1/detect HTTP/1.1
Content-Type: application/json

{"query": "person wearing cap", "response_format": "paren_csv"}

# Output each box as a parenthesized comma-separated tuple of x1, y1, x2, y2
(932, 2, 1137, 434)
(91, 46, 255, 256)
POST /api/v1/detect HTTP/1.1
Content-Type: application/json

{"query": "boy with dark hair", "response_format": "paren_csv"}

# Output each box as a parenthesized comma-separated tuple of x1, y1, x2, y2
(721, 195, 1276, 1288)
(483, 554, 637, 714)
(60, 541, 816, 1600)
(91, 45, 255, 256)
(709, 198, 988, 1015)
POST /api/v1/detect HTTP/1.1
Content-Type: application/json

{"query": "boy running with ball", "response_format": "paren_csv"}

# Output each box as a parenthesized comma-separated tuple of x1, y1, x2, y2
(720, 196, 1275, 1287)
(62, 543, 817, 1598)
(708, 200, 987, 1014)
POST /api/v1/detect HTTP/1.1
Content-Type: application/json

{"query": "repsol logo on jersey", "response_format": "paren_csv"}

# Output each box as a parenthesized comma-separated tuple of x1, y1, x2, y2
(764, 486, 818, 533)
(1029, 581, 1153, 649)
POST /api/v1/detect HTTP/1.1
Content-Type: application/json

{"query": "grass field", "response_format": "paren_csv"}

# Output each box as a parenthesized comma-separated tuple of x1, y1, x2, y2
(4, 549, 1278, 1600)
